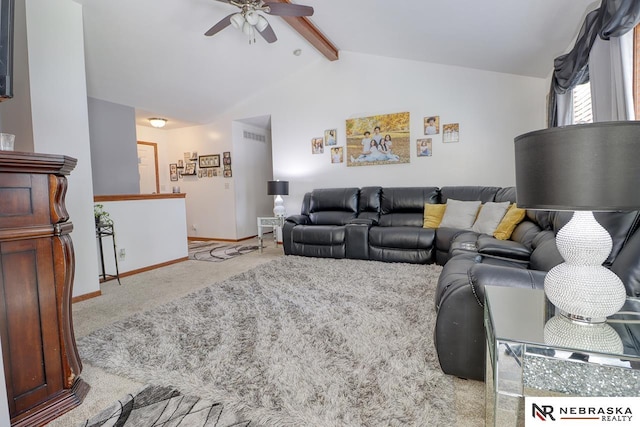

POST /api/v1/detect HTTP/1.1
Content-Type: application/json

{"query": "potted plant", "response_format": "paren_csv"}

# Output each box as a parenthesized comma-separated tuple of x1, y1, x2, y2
(94, 204, 113, 226)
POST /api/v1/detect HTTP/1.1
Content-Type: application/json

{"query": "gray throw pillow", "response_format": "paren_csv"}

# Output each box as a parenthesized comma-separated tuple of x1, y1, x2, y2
(439, 199, 482, 230)
(471, 201, 510, 234)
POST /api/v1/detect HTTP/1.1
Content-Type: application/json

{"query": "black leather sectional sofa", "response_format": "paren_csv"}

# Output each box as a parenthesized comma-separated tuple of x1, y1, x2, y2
(282, 186, 640, 381)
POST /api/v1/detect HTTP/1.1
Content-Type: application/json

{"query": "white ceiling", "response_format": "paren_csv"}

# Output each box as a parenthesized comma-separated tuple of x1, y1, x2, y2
(77, 0, 598, 130)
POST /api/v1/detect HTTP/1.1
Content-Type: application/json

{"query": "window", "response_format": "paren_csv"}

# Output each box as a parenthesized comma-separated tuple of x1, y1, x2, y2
(572, 82, 593, 124)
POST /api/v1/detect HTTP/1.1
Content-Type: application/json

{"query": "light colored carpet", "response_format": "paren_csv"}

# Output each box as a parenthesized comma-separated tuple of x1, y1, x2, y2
(78, 256, 453, 426)
(46, 241, 484, 426)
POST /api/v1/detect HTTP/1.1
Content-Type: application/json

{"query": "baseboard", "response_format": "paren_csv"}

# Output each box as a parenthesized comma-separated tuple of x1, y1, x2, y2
(119, 257, 189, 277)
(188, 235, 259, 242)
(72, 257, 189, 304)
(72, 290, 102, 304)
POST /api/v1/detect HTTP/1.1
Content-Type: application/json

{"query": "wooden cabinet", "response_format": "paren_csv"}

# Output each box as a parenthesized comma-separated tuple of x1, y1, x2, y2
(0, 152, 88, 426)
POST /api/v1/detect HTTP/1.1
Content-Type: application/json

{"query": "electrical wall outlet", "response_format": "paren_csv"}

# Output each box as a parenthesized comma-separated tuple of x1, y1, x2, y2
(118, 248, 126, 260)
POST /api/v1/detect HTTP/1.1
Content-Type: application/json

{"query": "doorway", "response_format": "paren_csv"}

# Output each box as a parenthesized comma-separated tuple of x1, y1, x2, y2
(137, 141, 159, 194)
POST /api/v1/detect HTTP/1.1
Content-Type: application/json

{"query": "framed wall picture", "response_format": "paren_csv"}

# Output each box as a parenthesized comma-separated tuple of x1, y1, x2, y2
(312, 137, 324, 154)
(223, 170, 232, 178)
(324, 129, 337, 146)
(223, 156, 231, 165)
(223, 151, 230, 158)
(417, 138, 433, 157)
(346, 111, 410, 167)
(199, 154, 220, 168)
(178, 159, 184, 168)
(223, 164, 231, 171)
(184, 162, 197, 175)
(169, 163, 178, 181)
(424, 116, 440, 135)
(443, 123, 460, 143)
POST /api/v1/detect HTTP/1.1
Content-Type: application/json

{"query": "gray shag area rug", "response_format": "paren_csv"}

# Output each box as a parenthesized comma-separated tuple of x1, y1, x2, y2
(188, 241, 259, 262)
(78, 256, 451, 426)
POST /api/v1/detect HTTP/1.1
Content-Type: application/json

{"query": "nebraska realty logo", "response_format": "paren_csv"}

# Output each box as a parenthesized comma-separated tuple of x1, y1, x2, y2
(525, 397, 640, 426)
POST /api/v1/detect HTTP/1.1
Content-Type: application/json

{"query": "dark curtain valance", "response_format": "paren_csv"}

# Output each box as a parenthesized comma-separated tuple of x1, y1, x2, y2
(548, 0, 640, 127)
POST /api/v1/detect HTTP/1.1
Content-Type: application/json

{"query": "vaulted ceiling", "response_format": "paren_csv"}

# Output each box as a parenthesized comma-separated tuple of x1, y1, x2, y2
(76, 0, 597, 129)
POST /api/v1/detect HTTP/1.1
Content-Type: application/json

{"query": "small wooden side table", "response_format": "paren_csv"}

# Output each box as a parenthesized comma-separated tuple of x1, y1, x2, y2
(257, 216, 285, 251)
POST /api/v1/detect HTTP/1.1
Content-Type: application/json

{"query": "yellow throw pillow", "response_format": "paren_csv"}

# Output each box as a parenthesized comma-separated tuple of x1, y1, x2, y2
(493, 204, 526, 240)
(423, 203, 447, 228)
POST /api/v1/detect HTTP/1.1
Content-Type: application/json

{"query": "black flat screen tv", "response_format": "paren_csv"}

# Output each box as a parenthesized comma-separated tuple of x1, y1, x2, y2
(0, 0, 14, 101)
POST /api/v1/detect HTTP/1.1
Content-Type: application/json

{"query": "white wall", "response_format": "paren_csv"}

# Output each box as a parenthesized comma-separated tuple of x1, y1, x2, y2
(136, 52, 548, 240)
(148, 51, 547, 225)
(25, 0, 100, 298)
(88, 97, 140, 195)
(266, 52, 547, 215)
(232, 121, 273, 239)
(136, 119, 274, 241)
(98, 198, 188, 274)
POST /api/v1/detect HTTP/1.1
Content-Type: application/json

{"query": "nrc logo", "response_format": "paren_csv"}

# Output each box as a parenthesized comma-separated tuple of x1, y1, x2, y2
(533, 404, 556, 421)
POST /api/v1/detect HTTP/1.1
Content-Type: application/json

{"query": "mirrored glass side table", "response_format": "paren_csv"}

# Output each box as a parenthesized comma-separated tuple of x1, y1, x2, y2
(257, 216, 285, 252)
(484, 286, 640, 426)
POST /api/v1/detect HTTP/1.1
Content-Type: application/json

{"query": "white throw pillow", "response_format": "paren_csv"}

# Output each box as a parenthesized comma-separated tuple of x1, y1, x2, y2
(472, 201, 511, 234)
(439, 199, 482, 230)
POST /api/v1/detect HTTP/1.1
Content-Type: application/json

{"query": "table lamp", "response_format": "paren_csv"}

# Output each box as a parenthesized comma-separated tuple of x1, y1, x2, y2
(267, 180, 289, 217)
(515, 121, 640, 326)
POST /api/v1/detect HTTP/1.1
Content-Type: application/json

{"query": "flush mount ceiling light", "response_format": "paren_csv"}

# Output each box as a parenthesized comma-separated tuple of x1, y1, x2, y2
(204, 0, 313, 44)
(148, 118, 167, 128)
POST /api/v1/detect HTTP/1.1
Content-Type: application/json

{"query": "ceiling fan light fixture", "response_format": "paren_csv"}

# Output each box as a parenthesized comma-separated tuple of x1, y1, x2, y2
(230, 13, 244, 29)
(148, 118, 167, 128)
(245, 11, 259, 26)
(256, 14, 269, 32)
(242, 21, 255, 37)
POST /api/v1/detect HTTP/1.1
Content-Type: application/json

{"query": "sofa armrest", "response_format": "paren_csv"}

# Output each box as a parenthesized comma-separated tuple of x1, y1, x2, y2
(285, 214, 311, 226)
(348, 218, 378, 226)
(476, 235, 531, 261)
(468, 264, 546, 307)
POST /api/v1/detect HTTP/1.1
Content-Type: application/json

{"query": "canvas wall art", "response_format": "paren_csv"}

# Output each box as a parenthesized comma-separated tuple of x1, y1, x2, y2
(417, 138, 433, 157)
(312, 137, 324, 154)
(346, 112, 410, 167)
(325, 129, 337, 146)
(424, 116, 440, 135)
(443, 123, 460, 143)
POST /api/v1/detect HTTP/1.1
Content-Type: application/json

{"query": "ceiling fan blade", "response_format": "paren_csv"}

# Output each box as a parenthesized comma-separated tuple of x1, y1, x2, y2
(264, 2, 314, 17)
(204, 13, 234, 36)
(258, 22, 278, 43)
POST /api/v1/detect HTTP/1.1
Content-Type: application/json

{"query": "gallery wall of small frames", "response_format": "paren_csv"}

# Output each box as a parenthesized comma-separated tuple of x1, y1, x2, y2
(169, 151, 232, 181)
(311, 112, 460, 167)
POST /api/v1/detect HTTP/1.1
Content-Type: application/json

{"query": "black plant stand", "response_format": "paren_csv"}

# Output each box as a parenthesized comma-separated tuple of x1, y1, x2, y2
(96, 222, 122, 285)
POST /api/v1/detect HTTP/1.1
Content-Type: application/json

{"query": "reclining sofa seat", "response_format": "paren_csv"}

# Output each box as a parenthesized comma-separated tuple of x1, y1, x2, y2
(434, 208, 640, 381)
(368, 187, 439, 263)
(282, 188, 359, 258)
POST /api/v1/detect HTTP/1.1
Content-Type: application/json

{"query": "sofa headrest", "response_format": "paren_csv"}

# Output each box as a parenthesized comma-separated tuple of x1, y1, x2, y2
(380, 187, 439, 214)
(308, 188, 360, 225)
(309, 188, 359, 213)
(494, 187, 516, 204)
(359, 186, 382, 221)
(440, 186, 501, 203)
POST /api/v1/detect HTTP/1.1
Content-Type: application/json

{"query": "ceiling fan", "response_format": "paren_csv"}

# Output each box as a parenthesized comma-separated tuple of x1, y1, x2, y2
(205, 0, 314, 44)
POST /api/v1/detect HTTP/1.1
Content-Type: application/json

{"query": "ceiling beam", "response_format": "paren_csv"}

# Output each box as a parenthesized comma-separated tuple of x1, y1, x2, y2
(270, 0, 339, 61)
